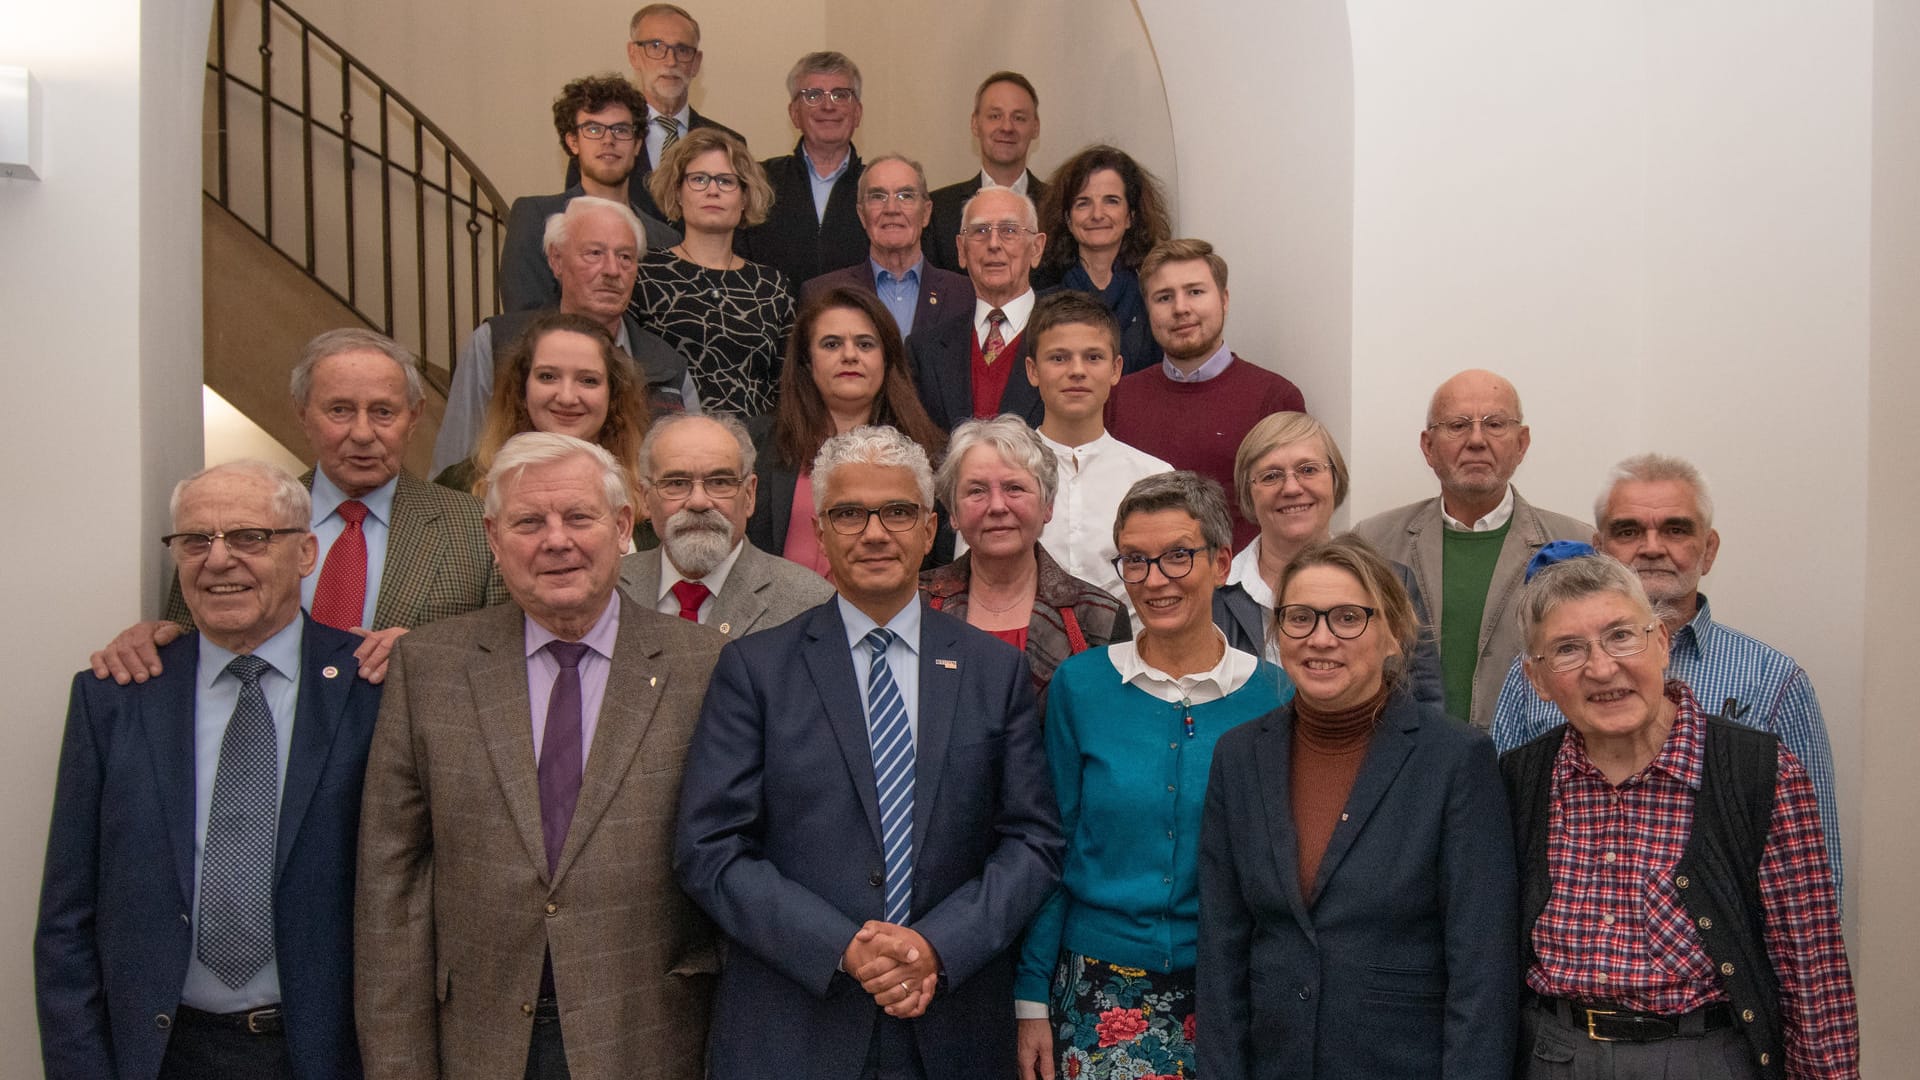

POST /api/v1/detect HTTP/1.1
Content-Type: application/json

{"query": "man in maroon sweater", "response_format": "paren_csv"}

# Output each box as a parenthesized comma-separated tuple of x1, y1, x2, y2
(1108, 238, 1306, 548)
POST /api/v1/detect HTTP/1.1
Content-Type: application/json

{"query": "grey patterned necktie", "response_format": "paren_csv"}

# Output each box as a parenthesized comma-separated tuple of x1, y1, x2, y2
(654, 113, 681, 154)
(197, 653, 280, 988)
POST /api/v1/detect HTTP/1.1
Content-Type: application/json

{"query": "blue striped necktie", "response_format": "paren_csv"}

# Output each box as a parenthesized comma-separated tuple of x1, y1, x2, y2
(862, 628, 915, 925)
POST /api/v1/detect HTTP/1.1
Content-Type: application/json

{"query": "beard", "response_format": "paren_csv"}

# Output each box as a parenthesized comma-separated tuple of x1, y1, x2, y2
(661, 507, 736, 578)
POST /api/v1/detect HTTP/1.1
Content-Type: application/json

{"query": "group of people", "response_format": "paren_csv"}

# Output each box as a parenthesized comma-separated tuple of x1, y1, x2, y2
(34, 5, 1857, 1080)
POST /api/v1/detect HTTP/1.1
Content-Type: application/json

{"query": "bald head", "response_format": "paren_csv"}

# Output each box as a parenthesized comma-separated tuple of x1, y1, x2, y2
(1425, 368, 1522, 427)
(1418, 368, 1533, 518)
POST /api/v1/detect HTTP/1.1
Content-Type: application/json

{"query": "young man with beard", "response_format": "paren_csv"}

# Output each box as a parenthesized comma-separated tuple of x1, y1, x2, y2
(619, 414, 833, 635)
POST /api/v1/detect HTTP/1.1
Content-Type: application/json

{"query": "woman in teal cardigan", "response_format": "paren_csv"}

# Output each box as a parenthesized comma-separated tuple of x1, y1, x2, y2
(1016, 471, 1293, 1080)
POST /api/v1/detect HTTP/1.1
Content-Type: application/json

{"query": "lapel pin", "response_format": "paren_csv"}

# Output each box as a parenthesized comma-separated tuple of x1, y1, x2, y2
(929, 294, 939, 304)
(650, 676, 658, 688)
(322, 665, 340, 679)
(935, 658, 958, 670)
(718, 622, 731, 635)
(1341, 813, 1350, 821)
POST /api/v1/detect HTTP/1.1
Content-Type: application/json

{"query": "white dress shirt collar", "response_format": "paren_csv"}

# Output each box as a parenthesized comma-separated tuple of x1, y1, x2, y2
(1107, 627, 1259, 705)
(1441, 483, 1517, 532)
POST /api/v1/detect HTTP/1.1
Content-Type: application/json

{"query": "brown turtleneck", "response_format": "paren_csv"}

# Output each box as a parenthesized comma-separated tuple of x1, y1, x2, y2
(1290, 683, 1390, 903)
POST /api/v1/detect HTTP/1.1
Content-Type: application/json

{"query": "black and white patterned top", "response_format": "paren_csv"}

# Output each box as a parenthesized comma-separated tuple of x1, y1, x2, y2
(631, 248, 793, 417)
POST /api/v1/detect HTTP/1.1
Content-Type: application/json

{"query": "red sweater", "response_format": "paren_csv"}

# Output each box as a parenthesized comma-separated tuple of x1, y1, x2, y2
(1107, 354, 1306, 549)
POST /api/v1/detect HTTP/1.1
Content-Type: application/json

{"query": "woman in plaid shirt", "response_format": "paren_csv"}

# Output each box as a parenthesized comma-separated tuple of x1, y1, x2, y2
(1502, 555, 1856, 1079)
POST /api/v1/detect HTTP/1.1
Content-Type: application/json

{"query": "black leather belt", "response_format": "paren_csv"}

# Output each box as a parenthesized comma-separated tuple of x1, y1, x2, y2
(1533, 994, 1734, 1042)
(174, 1003, 285, 1035)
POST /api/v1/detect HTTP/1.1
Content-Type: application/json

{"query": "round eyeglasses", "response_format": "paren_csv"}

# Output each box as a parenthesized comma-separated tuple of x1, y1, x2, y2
(1276, 604, 1376, 640)
(1112, 546, 1208, 584)
(1532, 622, 1658, 673)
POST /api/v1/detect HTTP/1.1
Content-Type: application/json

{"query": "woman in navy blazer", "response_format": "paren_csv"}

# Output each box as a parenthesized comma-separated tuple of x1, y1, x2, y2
(1197, 535, 1518, 1079)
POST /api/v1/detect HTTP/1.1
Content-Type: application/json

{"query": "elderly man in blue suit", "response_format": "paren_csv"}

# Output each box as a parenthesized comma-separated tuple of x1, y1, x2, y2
(675, 424, 1063, 1080)
(36, 461, 383, 1080)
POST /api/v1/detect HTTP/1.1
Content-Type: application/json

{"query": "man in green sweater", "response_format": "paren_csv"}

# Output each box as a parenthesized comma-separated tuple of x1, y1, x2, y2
(1352, 369, 1588, 729)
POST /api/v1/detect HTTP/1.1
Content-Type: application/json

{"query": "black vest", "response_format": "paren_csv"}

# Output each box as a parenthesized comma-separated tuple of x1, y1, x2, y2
(1501, 716, 1786, 1080)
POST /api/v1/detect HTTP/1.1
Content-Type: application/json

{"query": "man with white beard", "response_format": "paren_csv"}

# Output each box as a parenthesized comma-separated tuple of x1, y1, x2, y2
(620, 414, 834, 636)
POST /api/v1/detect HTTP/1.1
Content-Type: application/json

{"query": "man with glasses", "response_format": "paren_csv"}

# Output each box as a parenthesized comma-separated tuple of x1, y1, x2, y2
(737, 51, 870, 288)
(605, 4, 744, 221)
(908, 187, 1049, 432)
(676, 424, 1062, 1080)
(1354, 368, 1588, 729)
(926, 72, 1046, 274)
(506, 74, 681, 312)
(1490, 454, 1843, 897)
(802, 154, 974, 338)
(618, 413, 831, 635)
(38, 461, 383, 1080)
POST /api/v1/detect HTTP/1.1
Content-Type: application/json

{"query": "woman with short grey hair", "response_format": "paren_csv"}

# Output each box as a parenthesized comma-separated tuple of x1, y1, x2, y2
(919, 416, 1127, 714)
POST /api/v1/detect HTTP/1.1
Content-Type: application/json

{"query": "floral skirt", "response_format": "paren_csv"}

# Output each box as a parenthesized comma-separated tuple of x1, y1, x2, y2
(1048, 950, 1197, 1079)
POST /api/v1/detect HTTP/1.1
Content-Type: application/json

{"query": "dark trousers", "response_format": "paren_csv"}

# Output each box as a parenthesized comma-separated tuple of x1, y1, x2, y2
(156, 1007, 293, 1080)
(861, 1014, 928, 1080)
(523, 998, 572, 1080)
(1522, 997, 1762, 1079)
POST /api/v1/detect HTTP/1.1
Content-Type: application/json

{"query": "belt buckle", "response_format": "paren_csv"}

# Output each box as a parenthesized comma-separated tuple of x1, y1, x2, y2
(245, 1007, 277, 1034)
(1585, 1008, 1618, 1042)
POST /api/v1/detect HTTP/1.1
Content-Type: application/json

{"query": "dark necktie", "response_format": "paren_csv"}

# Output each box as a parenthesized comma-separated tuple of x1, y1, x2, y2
(670, 579, 712, 623)
(862, 629, 916, 924)
(982, 308, 1008, 366)
(310, 499, 369, 630)
(197, 654, 279, 988)
(538, 641, 590, 876)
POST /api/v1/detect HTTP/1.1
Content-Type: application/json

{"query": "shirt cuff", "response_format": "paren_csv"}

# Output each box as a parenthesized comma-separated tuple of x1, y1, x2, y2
(1015, 999, 1050, 1020)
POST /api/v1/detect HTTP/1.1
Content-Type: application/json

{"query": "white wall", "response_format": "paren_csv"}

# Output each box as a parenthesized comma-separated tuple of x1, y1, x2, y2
(0, 1, 211, 1076)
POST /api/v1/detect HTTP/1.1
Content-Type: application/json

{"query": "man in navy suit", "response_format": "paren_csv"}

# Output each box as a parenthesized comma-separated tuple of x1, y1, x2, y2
(36, 461, 383, 1080)
(675, 425, 1062, 1080)
(908, 187, 1049, 432)
(801, 154, 974, 338)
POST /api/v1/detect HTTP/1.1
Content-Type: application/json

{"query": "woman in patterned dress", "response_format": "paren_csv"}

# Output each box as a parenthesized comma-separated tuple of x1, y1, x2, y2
(635, 128, 792, 417)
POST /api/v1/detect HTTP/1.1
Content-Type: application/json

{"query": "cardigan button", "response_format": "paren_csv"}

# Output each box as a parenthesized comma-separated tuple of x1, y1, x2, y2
(1675, 875, 1690, 888)
(545, 902, 559, 916)
(1759, 1052, 1771, 1066)
(1742, 1009, 1755, 1023)
(1720, 962, 1735, 976)
(154, 1013, 172, 1030)
(1697, 916, 1713, 930)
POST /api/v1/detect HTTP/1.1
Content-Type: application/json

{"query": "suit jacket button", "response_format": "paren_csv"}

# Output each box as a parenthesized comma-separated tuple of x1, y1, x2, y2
(545, 902, 559, 916)
(154, 1013, 172, 1030)
(869, 871, 884, 887)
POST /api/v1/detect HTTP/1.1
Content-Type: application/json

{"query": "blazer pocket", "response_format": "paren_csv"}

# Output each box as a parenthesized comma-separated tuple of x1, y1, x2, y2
(1360, 963, 1444, 1006)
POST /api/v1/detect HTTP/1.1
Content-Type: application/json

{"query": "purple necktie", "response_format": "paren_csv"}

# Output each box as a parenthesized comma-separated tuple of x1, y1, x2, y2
(538, 641, 590, 876)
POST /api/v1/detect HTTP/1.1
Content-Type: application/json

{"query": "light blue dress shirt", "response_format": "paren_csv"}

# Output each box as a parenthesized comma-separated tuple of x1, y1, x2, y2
(304, 469, 395, 630)
(872, 258, 923, 336)
(801, 144, 853, 222)
(645, 103, 692, 170)
(182, 618, 304, 1011)
(1162, 341, 1234, 383)
(838, 595, 921, 742)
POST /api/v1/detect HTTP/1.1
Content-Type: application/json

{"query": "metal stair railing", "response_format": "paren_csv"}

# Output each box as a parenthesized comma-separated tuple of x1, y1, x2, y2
(205, 0, 508, 393)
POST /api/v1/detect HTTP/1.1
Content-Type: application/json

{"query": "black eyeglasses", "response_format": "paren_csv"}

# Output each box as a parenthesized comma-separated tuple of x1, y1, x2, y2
(631, 39, 698, 64)
(795, 87, 858, 107)
(683, 171, 740, 192)
(1112, 546, 1208, 584)
(824, 502, 924, 535)
(1425, 414, 1521, 440)
(1532, 622, 1658, 673)
(1276, 604, 1377, 640)
(574, 121, 638, 142)
(160, 528, 307, 558)
(651, 474, 744, 500)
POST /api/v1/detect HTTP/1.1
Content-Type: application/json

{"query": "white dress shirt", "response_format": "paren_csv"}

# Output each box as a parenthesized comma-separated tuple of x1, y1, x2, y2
(972, 289, 1037, 345)
(1036, 431, 1171, 628)
(1440, 483, 1517, 532)
(653, 540, 746, 624)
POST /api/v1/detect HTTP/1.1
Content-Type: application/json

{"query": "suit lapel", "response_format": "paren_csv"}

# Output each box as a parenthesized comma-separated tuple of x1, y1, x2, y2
(1306, 707, 1417, 900)
(1250, 713, 1317, 941)
(468, 606, 551, 878)
(553, 598, 666, 886)
(996, 338, 1042, 424)
(939, 320, 975, 426)
(143, 637, 203, 907)
(1408, 504, 1444, 631)
(710, 545, 774, 638)
(1479, 493, 1542, 654)
(275, 617, 351, 878)
(910, 605, 959, 851)
(374, 474, 443, 631)
(801, 606, 885, 851)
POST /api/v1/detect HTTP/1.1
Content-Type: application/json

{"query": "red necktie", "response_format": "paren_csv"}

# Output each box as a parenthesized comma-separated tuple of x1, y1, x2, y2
(310, 499, 369, 630)
(982, 308, 1008, 365)
(670, 579, 712, 623)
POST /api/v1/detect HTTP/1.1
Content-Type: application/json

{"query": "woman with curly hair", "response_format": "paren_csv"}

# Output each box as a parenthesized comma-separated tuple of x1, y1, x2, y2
(1037, 145, 1172, 374)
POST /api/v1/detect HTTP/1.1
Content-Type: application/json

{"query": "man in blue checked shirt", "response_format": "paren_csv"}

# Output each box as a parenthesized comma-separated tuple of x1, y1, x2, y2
(1490, 453, 1843, 899)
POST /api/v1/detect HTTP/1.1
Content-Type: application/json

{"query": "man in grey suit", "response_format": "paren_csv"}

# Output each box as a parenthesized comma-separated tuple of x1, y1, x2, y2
(620, 413, 832, 635)
(356, 432, 725, 1080)
(1352, 368, 1588, 729)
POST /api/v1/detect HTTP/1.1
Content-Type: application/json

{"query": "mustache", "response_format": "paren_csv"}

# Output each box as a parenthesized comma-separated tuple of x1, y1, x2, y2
(665, 507, 731, 538)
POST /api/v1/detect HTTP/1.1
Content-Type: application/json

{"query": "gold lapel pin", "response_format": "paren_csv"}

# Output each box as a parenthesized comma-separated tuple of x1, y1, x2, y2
(322, 665, 340, 679)
(649, 676, 658, 687)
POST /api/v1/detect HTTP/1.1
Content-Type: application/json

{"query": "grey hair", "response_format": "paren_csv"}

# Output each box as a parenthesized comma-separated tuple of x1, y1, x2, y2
(1517, 554, 1656, 655)
(935, 415, 1059, 511)
(484, 432, 631, 519)
(543, 195, 647, 257)
(811, 425, 935, 513)
(1596, 453, 1714, 529)
(786, 50, 862, 98)
(291, 328, 424, 409)
(958, 187, 1039, 232)
(860, 153, 930, 196)
(636, 412, 757, 481)
(1112, 470, 1233, 552)
(170, 460, 312, 530)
